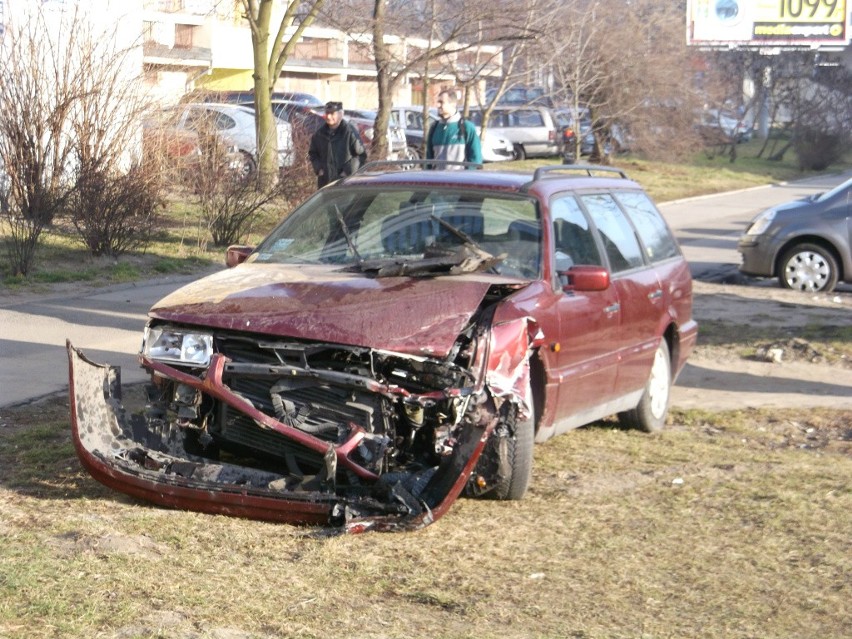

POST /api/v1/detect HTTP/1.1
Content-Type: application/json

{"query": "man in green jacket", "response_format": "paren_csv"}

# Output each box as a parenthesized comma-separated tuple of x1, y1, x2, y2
(309, 101, 367, 188)
(426, 91, 482, 169)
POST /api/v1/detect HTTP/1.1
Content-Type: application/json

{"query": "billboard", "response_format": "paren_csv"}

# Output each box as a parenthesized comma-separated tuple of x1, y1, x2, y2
(687, 0, 851, 49)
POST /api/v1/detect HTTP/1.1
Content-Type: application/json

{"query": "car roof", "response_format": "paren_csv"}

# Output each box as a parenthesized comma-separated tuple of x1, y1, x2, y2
(189, 102, 255, 115)
(340, 165, 642, 198)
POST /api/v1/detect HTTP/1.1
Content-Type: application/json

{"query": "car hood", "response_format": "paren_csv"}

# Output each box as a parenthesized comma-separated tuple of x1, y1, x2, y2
(150, 264, 510, 357)
(775, 198, 816, 215)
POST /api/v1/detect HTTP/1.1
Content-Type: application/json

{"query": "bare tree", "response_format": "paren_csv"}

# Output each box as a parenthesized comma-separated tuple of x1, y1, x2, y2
(544, 0, 701, 162)
(451, 0, 554, 131)
(65, 11, 164, 256)
(238, 0, 326, 184)
(324, 0, 541, 160)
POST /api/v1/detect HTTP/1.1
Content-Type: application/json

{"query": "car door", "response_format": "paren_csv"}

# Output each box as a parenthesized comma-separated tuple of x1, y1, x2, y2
(580, 192, 663, 397)
(549, 195, 622, 424)
(614, 189, 695, 373)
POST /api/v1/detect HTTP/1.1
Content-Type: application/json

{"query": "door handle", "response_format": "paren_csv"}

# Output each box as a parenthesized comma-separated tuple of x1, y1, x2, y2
(604, 303, 620, 315)
(648, 289, 663, 301)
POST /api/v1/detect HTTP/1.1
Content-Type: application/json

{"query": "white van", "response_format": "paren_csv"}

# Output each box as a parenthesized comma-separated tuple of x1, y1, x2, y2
(467, 106, 560, 160)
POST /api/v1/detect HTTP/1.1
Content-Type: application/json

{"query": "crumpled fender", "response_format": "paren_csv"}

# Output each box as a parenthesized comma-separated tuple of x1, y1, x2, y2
(484, 316, 538, 419)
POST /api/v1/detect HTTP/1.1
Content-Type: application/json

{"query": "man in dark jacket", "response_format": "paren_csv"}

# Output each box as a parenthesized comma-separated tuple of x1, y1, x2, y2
(308, 101, 366, 188)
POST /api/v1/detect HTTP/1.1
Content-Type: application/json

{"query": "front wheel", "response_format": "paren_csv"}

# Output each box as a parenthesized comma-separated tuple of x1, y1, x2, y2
(618, 339, 671, 433)
(469, 393, 535, 500)
(512, 144, 526, 161)
(778, 243, 838, 293)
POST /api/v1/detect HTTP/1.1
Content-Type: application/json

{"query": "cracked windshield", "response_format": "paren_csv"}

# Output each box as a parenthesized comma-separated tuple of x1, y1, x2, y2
(252, 188, 541, 277)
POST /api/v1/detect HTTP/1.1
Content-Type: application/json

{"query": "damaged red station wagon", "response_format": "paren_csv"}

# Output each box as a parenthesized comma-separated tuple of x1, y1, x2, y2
(67, 164, 697, 533)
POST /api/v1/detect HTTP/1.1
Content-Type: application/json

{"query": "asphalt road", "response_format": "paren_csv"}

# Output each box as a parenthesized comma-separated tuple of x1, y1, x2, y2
(1, 172, 850, 407)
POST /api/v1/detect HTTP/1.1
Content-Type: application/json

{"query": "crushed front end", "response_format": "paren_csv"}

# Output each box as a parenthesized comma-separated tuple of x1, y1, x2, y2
(67, 306, 533, 533)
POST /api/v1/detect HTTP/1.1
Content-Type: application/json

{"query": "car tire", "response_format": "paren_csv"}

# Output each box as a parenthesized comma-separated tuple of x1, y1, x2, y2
(512, 144, 526, 161)
(778, 243, 839, 293)
(404, 145, 420, 160)
(237, 151, 256, 179)
(471, 390, 535, 501)
(618, 339, 671, 433)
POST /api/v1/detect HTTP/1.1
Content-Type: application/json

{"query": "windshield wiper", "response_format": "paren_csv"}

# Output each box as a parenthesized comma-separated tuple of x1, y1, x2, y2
(430, 214, 505, 274)
(333, 204, 364, 269)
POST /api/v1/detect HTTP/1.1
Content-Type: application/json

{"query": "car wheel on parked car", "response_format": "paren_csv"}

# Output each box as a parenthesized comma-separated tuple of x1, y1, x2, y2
(512, 143, 526, 161)
(618, 339, 671, 433)
(778, 242, 839, 293)
(237, 151, 256, 179)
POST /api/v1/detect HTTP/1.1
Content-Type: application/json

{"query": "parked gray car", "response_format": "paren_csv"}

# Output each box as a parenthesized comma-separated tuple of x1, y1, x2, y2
(737, 177, 851, 292)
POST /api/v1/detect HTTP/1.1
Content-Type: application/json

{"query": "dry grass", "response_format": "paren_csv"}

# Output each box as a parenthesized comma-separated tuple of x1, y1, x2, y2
(1, 392, 849, 639)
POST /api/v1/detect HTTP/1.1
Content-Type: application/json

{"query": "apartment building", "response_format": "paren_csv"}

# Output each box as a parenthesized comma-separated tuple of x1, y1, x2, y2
(142, 0, 502, 108)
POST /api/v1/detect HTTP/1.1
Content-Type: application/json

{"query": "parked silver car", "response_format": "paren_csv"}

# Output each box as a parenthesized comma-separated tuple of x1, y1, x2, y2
(738, 177, 851, 293)
(391, 105, 514, 162)
(162, 103, 293, 176)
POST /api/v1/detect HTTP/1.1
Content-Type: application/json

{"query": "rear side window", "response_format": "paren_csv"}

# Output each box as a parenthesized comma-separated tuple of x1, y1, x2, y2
(614, 191, 680, 263)
(511, 110, 544, 127)
(580, 194, 645, 273)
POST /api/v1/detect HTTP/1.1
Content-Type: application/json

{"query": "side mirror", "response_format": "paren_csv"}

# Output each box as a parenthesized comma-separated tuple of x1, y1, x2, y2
(225, 245, 254, 268)
(560, 265, 610, 292)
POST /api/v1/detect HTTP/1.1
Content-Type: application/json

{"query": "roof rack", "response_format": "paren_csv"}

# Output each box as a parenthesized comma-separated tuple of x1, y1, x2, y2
(532, 165, 629, 182)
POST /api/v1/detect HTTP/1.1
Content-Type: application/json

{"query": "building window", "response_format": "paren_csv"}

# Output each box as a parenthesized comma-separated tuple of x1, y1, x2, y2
(175, 24, 195, 49)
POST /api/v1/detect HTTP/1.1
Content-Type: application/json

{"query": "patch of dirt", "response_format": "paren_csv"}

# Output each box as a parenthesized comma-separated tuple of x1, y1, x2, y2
(672, 280, 852, 411)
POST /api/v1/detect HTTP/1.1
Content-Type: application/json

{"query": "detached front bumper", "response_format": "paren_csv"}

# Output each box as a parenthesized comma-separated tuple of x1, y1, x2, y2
(66, 341, 501, 533)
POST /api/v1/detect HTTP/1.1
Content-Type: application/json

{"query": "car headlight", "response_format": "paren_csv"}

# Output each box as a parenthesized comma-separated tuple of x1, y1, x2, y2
(143, 326, 213, 366)
(745, 209, 776, 236)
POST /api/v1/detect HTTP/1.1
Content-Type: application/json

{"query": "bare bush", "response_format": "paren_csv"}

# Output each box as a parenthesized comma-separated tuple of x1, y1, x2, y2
(278, 126, 318, 206)
(0, 4, 162, 274)
(793, 128, 848, 171)
(67, 161, 163, 257)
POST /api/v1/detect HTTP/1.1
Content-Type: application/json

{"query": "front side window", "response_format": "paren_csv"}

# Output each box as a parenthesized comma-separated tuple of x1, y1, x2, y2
(252, 187, 541, 278)
(550, 196, 602, 271)
(580, 194, 645, 273)
(614, 191, 680, 263)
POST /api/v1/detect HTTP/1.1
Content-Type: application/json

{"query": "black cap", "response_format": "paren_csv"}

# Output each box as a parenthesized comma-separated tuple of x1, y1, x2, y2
(324, 101, 343, 113)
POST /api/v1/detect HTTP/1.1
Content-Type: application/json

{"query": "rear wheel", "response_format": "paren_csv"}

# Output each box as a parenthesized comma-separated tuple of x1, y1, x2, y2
(778, 243, 838, 293)
(618, 339, 671, 433)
